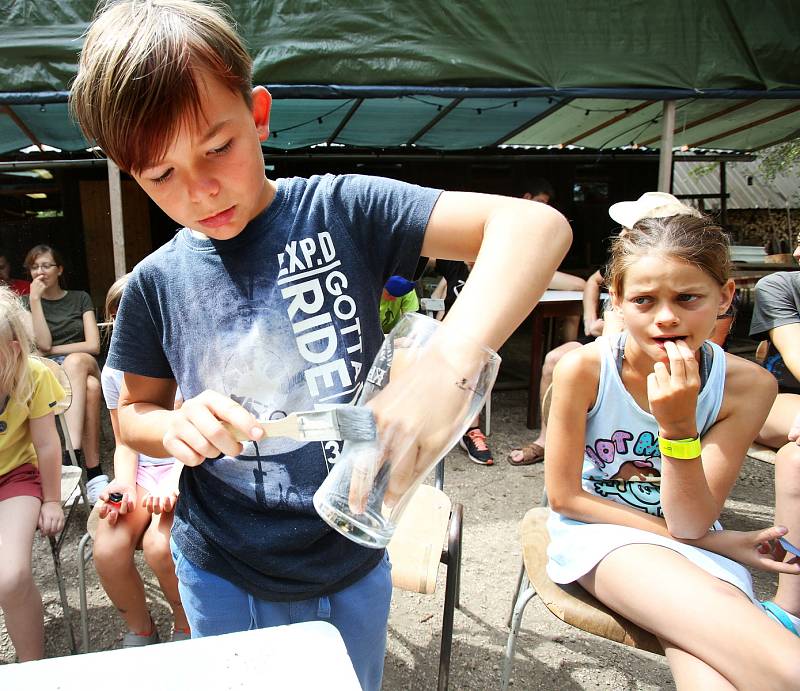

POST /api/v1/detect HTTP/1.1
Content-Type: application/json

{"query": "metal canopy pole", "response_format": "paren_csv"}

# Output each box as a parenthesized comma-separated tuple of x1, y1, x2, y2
(657, 101, 676, 192)
(107, 158, 126, 279)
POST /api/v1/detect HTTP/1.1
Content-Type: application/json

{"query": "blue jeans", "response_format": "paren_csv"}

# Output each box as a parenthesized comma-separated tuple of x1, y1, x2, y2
(170, 539, 392, 691)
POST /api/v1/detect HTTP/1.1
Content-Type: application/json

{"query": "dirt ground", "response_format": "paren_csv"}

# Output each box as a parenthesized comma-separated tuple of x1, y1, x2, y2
(0, 330, 782, 690)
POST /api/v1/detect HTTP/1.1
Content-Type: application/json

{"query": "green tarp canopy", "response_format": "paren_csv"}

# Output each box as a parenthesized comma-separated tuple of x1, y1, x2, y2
(2, 0, 799, 156)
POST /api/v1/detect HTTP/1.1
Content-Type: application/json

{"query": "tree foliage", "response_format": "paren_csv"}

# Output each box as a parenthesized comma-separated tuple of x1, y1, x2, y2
(758, 139, 800, 182)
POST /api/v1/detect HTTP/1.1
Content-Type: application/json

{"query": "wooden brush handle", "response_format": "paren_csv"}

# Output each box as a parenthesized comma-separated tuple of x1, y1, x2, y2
(222, 415, 300, 442)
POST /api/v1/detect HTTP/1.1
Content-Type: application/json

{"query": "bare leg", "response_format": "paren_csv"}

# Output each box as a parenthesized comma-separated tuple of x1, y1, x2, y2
(509, 342, 581, 462)
(579, 544, 800, 689)
(61, 353, 101, 460)
(661, 642, 736, 691)
(558, 315, 580, 342)
(93, 485, 153, 633)
(142, 511, 189, 631)
(774, 442, 800, 618)
(82, 374, 102, 470)
(0, 496, 45, 661)
(757, 394, 800, 449)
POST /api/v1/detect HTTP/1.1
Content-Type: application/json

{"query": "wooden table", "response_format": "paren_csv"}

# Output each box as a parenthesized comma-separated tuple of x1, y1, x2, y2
(527, 290, 584, 429)
(0, 621, 360, 690)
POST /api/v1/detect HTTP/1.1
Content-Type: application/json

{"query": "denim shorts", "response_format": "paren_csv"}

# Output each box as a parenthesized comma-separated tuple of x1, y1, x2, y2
(170, 538, 392, 691)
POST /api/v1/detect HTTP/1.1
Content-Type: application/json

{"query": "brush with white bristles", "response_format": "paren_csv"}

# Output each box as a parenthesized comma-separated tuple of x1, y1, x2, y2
(224, 406, 376, 443)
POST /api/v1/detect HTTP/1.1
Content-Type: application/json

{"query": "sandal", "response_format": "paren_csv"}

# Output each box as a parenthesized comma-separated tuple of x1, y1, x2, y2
(507, 443, 545, 466)
(762, 601, 800, 636)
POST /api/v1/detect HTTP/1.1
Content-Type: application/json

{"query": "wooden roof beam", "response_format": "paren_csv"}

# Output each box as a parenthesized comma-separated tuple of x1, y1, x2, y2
(326, 98, 363, 145)
(688, 104, 800, 149)
(407, 98, 462, 146)
(491, 98, 573, 147)
(0, 105, 44, 152)
(563, 100, 655, 146)
(640, 99, 757, 146)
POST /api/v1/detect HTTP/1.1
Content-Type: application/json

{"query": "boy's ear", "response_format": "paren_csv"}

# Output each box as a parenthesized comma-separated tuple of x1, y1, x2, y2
(610, 289, 622, 311)
(251, 86, 272, 142)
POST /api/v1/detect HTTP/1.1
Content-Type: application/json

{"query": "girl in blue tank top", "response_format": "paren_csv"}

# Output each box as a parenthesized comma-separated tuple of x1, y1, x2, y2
(545, 196, 800, 689)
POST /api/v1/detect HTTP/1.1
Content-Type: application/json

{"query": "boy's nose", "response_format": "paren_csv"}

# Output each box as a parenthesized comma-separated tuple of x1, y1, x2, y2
(187, 173, 220, 202)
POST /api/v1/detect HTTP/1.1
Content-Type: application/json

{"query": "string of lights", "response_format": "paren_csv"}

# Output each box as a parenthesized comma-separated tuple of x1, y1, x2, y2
(269, 99, 355, 139)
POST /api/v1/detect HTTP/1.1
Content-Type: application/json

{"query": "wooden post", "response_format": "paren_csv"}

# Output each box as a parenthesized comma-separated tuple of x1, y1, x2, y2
(719, 161, 727, 227)
(657, 101, 676, 192)
(107, 158, 126, 279)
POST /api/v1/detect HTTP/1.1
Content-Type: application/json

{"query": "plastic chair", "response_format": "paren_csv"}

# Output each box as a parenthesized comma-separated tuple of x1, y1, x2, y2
(387, 464, 463, 691)
(501, 507, 663, 688)
(40, 357, 90, 654)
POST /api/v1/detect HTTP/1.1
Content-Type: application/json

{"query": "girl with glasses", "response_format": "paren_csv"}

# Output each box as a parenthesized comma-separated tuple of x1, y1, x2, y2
(22, 245, 107, 503)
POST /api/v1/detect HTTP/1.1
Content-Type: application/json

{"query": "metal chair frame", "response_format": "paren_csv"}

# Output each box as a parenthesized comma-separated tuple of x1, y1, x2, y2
(40, 357, 90, 654)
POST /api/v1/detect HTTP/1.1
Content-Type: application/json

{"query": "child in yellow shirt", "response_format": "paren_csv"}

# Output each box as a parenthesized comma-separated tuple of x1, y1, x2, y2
(0, 286, 65, 660)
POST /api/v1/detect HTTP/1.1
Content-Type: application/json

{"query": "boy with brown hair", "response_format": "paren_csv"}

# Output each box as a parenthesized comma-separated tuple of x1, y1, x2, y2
(71, 1, 571, 686)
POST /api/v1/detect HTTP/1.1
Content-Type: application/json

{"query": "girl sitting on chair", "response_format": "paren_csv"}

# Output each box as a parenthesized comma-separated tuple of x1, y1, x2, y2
(92, 275, 189, 647)
(23, 244, 107, 502)
(545, 199, 800, 688)
(0, 286, 65, 661)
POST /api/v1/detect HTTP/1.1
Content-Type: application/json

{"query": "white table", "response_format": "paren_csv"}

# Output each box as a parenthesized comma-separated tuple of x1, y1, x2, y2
(0, 621, 360, 690)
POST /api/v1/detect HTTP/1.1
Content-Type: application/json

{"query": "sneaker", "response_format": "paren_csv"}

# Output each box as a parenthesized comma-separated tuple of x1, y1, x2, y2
(122, 619, 160, 648)
(85, 474, 110, 505)
(459, 427, 494, 465)
(171, 627, 191, 642)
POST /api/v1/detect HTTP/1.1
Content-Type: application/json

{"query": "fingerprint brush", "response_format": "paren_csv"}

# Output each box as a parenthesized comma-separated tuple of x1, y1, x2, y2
(224, 406, 376, 443)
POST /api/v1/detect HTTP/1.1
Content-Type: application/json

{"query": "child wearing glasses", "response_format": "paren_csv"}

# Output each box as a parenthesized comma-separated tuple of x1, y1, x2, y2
(22, 245, 108, 503)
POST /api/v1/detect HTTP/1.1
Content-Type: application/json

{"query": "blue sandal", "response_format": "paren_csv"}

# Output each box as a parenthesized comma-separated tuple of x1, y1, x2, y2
(761, 601, 800, 636)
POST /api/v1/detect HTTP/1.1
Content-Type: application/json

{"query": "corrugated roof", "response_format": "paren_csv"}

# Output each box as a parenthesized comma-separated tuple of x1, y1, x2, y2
(673, 160, 799, 209)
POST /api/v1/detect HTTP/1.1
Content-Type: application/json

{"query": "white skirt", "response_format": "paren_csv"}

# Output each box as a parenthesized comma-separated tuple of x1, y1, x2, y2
(546, 510, 756, 603)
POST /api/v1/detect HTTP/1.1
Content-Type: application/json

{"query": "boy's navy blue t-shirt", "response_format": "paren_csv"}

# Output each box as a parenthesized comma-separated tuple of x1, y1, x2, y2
(107, 174, 441, 601)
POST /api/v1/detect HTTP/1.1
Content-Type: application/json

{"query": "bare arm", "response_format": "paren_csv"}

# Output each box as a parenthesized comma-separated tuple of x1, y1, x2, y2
(118, 373, 262, 466)
(548, 346, 776, 538)
(656, 351, 776, 538)
(582, 270, 604, 336)
(546, 345, 797, 572)
(30, 412, 65, 536)
(770, 322, 800, 381)
(30, 413, 61, 502)
(49, 310, 101, 356)
(96, 408, 140, 522)
(27, 278, 53, 352)
(546, 346, 677, 534)
(421, 191, 571, 351)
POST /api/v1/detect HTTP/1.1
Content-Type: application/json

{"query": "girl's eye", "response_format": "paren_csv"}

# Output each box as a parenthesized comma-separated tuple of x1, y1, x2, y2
(677, 294, 699, 302)
(211, 140, 232, 155)
(630, 296, 651, 305)
(151, 168, 173, 185)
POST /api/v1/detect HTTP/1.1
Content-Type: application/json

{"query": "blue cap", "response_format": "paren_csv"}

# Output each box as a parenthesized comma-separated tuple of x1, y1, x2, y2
(385, 275, 416, 297)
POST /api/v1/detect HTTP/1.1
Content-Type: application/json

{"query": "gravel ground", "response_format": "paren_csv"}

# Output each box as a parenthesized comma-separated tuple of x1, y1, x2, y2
(0, 331, 781, 690)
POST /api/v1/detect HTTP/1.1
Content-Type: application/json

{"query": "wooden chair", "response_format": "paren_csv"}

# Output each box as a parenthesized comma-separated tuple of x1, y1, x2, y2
(387, 478, 463, 691)
(40, 357, 90, 654)
(501, 507, 663, 689)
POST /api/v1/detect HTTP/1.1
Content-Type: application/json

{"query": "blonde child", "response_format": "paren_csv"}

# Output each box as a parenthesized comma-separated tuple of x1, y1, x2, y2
(545, 203, 800, 688)
(92, 275, 188, 646)
(0, 286, 65, 661)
